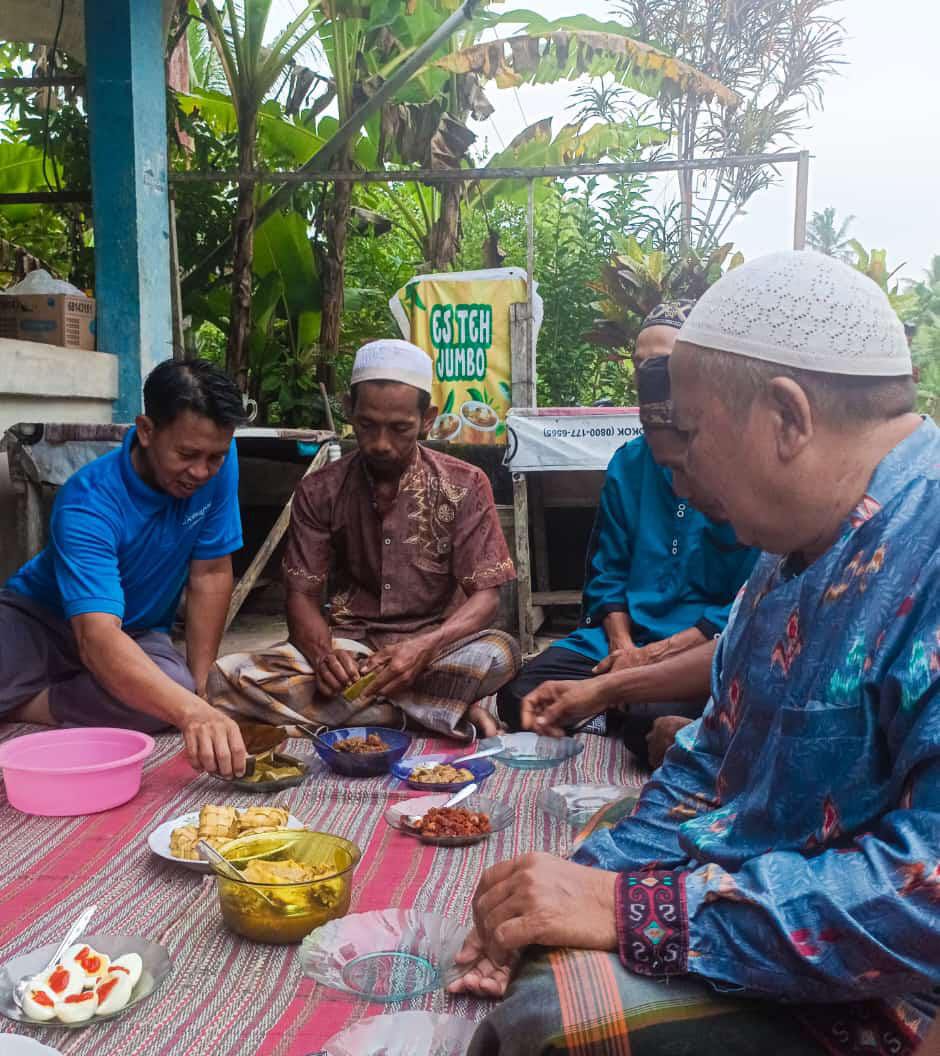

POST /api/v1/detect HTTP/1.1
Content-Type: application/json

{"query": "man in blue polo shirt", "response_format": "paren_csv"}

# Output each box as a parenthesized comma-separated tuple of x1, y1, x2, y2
(0, 358, 249, 778)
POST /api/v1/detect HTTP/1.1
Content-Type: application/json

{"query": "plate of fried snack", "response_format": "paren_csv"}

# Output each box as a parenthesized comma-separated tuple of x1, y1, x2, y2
(228, 750, 310, 792)
(147, 804, 302, 872)
(384, 793, 514, 847)
(391, 754, 495, 791)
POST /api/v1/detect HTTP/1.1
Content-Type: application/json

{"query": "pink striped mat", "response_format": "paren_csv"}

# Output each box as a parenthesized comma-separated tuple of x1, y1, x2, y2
(0, 725, 642, 1055)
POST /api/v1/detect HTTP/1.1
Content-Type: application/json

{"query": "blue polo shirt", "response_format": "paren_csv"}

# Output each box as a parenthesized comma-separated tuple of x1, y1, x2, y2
(4, 427, 242, 632)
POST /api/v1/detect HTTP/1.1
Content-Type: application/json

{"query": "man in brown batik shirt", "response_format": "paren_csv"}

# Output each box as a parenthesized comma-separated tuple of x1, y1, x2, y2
(208, 340, 520, 740)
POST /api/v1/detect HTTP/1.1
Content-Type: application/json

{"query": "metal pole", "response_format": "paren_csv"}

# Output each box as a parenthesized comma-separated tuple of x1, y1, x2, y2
(526, 179, 536, 409)
(170, 151, 807, 188)
(793, 149, 810, 250)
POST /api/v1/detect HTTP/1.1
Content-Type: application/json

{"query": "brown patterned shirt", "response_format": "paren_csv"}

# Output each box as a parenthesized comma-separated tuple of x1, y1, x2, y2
(283, 446, 515, 643)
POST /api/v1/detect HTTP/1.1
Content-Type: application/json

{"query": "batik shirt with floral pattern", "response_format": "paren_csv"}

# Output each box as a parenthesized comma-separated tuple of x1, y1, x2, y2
(283, 445, 514, 644)
(575, 420, 940, 1019)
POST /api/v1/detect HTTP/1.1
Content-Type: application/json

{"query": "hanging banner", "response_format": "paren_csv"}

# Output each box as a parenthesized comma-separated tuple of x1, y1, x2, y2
(390, 267, 543, 445)
(504, 408, 643, 472)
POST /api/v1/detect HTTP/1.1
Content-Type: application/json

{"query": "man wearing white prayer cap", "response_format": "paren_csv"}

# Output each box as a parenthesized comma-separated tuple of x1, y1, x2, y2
(209, 338, 519, 741)
(451, 252, 939, 1056)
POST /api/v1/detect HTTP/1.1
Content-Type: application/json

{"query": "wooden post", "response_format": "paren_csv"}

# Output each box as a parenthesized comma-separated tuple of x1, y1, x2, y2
(526, 178, 536, 390)
(529, 475, 550, 594)
(512, 472, 536, 655)
(793, 149, 810, 250)
(510, 303, 534, 408)
(224, 441, 333, 631)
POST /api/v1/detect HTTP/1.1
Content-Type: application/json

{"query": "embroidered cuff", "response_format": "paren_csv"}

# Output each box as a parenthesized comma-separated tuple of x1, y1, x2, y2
(615, 870, 689, 977)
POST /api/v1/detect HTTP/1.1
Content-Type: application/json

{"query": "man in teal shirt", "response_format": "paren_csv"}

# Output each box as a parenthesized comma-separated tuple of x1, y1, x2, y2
(0, 358, 249, 778)
(497, 305, 758, 766)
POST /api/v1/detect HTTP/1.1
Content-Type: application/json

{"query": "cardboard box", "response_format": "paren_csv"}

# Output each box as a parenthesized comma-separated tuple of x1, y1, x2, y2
(0, 293, 97, 350)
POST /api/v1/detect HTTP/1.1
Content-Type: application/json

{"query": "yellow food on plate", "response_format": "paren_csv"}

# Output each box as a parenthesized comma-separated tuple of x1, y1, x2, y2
(169, 825, 199, 860)
(410, 763, 474, 785)
(198, 804, 240, 839)
(239, 753, 305, 783)
(238, 806, 290, 830)
(168, 805, 293, 860)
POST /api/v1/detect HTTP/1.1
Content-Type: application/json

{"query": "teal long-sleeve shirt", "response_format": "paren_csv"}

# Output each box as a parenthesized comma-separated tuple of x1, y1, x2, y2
(556, 436, 758, 664)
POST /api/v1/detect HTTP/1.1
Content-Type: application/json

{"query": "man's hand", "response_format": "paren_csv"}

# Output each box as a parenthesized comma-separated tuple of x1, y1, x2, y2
(180, 702, 248, 778)
(359, 636, 437, 701)
(447, 927, 517, 998)
(471, 853, 618, 966)
(521, 679, 607, 737)
(593, 641, 662, 676)
(646, 715, 694, 769)
(314, 648, 362, 697)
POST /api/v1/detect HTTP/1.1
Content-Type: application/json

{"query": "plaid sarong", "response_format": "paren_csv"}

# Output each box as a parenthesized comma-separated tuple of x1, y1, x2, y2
(468, 948, 827, 1055)
(207, 628, 520, 740)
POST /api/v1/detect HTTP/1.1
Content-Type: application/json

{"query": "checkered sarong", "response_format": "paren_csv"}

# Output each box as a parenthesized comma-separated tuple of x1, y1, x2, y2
(207, 629, 520, 740)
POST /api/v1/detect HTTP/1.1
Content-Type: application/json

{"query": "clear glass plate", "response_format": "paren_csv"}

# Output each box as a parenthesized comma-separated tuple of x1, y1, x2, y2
(0, 934, 171, 1028)
(323, 1011, 478, 1056)
(539, 784, 637, 828)
(299, 909, 472, 1001)
(479, 732, 584, 770)
(384, 793, 514, 846)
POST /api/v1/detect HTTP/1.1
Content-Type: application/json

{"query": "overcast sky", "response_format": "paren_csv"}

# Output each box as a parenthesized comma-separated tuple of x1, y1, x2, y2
(276, 0, 939, 282)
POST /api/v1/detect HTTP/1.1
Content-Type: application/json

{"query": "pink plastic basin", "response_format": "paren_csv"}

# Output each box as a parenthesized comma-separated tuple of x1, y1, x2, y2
(0, 727, 155, 816)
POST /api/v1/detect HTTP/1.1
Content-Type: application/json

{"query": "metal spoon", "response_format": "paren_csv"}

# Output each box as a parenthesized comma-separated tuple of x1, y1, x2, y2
(451, 745, 503, 764)
(197, 841, 281, 909)
(405, 781, 478, 829)
(14, 904, 97, 1009)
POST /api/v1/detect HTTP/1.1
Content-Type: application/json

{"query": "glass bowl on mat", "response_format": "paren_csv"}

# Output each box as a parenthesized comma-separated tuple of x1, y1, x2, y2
(391, 754, 495, 792)
(323, 1011, 478, 1056)
(210, 830, 360, 944)
(299, 909, 472, 1001)
(312, 727, 412, 777)
(0, 934, 170, 1028)
(384, 793, 514, 847)
(539, 784, 637, 828)
(479, 732, 583, 770)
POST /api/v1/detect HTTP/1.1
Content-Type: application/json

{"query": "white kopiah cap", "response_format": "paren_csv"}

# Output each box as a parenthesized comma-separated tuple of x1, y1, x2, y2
(351, 339, 433, 394)
(678, 250, 912, 376)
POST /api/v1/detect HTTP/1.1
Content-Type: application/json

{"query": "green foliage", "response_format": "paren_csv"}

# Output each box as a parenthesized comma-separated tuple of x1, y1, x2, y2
(456, 186, 638, 407)
(0, 45, 93, 286)
(807, 207, 855, 262)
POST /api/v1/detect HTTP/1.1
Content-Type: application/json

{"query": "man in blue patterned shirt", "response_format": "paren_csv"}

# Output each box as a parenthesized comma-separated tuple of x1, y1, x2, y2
(451, 251, 939, 1055)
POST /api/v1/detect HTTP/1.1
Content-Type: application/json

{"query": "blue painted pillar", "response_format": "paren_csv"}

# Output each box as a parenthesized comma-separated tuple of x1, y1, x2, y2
(84, 0, 173, 421)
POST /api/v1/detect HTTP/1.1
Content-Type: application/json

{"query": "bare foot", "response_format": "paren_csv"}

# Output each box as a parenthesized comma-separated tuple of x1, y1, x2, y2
(467, 702, 501, 738)
(8, 689, 56, 725)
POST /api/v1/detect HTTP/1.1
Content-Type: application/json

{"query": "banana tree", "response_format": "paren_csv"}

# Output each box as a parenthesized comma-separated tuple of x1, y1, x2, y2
(197, 0, 324, 389)
(357, 114, 668, 268)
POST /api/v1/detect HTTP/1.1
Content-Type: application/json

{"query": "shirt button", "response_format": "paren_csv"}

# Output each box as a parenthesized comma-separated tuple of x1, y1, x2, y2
(383, 582, 391, 591)
(384, 537, 392, 545)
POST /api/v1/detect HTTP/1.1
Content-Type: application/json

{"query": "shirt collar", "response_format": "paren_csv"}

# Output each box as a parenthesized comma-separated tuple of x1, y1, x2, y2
(119, 426, 174, 511)
(844, 417, 939, 532)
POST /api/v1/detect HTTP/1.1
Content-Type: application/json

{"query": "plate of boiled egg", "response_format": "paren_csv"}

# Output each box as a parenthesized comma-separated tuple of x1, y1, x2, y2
(0, 934, 170, 1027)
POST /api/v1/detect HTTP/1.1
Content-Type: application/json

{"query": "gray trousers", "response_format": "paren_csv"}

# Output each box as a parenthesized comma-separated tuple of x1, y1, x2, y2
(0, 591, 188, 732)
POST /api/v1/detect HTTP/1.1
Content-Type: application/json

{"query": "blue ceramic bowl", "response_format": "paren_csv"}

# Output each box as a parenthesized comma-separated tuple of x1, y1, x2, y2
(313, 727, 412, 777)
(391, 754, 495, 791)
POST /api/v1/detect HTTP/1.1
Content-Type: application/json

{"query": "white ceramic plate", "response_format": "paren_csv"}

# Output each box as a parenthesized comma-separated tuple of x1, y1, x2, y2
(0, 934, 170, 1029)
(147, 810, 304, 873)
(2, 1037, 64, 1054)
